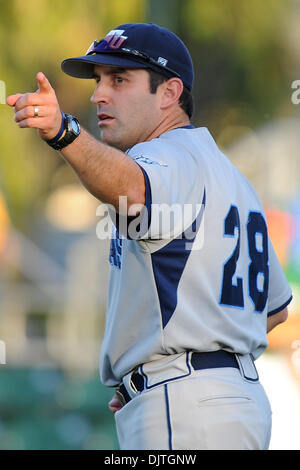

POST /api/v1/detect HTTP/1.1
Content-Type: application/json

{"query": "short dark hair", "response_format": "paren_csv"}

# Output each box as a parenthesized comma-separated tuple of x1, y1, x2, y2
(148, 69, 194, 119)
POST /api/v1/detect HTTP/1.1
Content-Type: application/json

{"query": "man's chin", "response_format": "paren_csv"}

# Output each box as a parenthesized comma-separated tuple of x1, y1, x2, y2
(100, 130, 117, 147)
(100, 131, 130, 152)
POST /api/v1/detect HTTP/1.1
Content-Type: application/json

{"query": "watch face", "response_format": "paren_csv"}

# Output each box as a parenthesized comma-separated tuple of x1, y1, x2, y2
(71, 118, 80, 135)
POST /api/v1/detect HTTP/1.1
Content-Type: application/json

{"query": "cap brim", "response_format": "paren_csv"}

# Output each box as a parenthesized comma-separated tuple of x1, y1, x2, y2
(61, 54, 151, 78)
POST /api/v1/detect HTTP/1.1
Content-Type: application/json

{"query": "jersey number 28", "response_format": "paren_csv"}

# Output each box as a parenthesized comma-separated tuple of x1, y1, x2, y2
(220, 205, 269, 313)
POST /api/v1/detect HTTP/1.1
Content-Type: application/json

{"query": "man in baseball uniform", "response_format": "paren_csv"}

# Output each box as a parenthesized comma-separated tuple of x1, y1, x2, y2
(7, 23, 292, 450)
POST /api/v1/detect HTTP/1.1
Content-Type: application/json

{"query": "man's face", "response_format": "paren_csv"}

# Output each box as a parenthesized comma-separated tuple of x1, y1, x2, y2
(90, 65, 162, 151)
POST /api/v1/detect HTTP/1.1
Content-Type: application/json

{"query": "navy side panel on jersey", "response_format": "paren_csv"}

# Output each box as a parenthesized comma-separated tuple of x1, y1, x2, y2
(151, 190, 206, 328)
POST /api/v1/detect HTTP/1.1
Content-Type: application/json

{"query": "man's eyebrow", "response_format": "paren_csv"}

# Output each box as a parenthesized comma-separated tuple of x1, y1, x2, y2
(92, 67, 129, 78)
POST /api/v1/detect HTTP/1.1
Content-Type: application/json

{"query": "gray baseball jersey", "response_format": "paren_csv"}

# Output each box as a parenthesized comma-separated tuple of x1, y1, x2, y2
(100, 126, 292, 387)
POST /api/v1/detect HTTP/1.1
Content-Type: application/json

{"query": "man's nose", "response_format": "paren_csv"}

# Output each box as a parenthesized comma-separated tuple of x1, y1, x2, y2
(90, 82, 110, 105)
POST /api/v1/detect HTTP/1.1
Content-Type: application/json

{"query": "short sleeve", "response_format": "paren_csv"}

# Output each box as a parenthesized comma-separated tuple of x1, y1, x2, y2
(127, 141, 205, 240)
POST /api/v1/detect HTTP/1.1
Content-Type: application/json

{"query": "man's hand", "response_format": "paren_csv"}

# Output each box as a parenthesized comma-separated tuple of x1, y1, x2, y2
(6, 72, 62, 141)
(108, 393, 123, 414)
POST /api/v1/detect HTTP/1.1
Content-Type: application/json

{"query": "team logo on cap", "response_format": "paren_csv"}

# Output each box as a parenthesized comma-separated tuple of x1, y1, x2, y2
(101, 29, 128, 50)
(86, 30, 128, 55)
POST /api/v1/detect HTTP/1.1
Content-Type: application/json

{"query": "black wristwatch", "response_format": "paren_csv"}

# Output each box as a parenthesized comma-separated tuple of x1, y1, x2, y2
(46, 113, 81, 150)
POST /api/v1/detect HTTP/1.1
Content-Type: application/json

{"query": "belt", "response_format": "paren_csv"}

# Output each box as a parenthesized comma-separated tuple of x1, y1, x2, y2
(117, 350, 239, 405)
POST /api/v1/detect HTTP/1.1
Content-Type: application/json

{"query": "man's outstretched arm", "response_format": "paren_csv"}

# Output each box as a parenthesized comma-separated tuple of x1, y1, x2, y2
(6, 72, 145, 214)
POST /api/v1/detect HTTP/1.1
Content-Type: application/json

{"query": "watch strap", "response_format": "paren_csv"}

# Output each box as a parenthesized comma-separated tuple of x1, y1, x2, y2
(46, 113, 80, 150)
(46, 112, 66, 144)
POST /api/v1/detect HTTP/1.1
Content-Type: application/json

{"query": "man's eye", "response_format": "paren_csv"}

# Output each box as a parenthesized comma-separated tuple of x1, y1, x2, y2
(114, 76, 124, 83)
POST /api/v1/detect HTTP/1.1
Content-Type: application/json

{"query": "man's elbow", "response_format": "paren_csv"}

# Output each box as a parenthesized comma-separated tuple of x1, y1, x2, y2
(267, 307, 289, 333)
(127, 187, 146, 217)
(278, 307, 289, 324)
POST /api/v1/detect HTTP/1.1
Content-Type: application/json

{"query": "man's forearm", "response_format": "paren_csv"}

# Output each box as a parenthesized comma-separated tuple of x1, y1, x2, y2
(60, 128, 145, 213)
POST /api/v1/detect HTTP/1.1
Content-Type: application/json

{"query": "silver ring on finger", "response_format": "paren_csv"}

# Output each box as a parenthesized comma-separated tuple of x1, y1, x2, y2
(33, 106, 39, 117)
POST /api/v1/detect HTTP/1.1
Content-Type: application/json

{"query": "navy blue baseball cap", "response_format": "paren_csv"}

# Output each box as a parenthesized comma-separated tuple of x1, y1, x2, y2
(61, 23, 194, 91)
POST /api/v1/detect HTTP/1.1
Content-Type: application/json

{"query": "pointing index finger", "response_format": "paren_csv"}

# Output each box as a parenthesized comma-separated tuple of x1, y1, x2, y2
(36, 72, 53, 94)
(6, 93, 25, 107)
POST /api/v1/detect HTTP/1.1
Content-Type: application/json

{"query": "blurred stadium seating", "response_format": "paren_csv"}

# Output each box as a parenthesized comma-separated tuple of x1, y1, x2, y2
(0, 367, 119, 450)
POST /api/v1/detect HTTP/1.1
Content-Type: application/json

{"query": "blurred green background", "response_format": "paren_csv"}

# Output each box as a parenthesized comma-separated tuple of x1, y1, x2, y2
(0, 0, 300, 450)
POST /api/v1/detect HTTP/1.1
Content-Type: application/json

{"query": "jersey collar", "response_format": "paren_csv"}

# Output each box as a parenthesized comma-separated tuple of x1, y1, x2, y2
(178, 125, 195, 129)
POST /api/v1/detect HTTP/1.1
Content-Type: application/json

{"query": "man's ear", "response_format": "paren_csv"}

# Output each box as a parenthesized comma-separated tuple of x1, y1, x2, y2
(159, 78, 184, 110)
